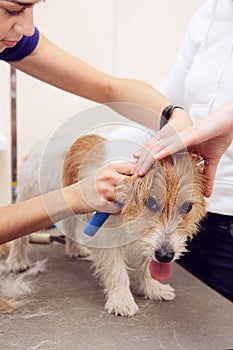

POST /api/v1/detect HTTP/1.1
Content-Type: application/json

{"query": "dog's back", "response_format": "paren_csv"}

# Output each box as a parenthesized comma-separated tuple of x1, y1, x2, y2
(63, 134, 106, 186)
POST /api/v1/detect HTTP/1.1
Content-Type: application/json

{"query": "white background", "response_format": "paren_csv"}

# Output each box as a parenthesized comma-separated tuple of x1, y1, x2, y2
(0, 0, 205, 205)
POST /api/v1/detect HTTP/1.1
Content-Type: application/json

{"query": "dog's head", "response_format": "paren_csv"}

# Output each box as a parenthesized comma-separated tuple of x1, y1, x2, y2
(117, 152, 207, 281)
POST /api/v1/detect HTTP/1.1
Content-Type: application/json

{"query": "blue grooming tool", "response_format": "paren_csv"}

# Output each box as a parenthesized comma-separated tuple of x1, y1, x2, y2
(83, 212, 110, 236)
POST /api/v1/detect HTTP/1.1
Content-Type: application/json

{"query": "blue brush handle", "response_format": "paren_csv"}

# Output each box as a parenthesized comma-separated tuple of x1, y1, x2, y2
(83, 212, 110, 236)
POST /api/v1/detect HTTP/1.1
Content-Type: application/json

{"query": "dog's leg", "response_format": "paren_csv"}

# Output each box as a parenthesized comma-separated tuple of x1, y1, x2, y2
(7, 236, 30, 272)
(61, 215, 91, 259)
(91, 247, 139, 317)
(135, 259, 175, 301)
(65, 237, 91, 259)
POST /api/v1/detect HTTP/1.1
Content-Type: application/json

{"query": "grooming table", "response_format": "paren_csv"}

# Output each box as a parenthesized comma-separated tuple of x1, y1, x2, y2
(1, 236, 232, 350)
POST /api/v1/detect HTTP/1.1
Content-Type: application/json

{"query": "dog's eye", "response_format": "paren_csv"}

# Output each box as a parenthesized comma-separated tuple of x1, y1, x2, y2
(146, 196, 159, 212)
(180, 201, 193, 215)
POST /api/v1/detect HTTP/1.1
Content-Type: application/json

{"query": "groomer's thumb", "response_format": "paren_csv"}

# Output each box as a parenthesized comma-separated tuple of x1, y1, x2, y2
(115, 162, 136, 176)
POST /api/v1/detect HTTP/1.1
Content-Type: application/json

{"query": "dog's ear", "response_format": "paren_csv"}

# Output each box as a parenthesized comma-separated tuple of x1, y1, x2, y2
(116, 172, 153, 219)
(171, 151, 208, 196)
(115, 177, 134, 207)
(188, 152, 208, 195)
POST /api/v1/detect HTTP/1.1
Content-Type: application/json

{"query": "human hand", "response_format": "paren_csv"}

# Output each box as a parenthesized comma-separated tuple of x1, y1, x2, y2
(134, 108, 233, 197)
(134, 107, 192, 175)
(178, 128, 233, 197)
(134, 123, 185, 175)
(78, 162, 136, 214)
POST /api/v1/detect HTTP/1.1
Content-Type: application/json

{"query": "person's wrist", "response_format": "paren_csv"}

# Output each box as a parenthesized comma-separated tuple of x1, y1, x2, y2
(64, 183, 93, 215)
(169, 108, 192, 131)
(160, 104, 185, 129)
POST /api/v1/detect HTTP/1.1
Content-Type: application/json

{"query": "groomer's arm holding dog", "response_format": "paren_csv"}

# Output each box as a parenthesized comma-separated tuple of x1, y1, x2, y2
(12, 33, 190, 132)
(0, 0, 191, 244)
(0, 162, 136, 245)
(135, 100, 233, 197)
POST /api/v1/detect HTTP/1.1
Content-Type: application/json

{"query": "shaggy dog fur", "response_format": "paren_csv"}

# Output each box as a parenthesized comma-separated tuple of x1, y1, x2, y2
(7, 134, 207, 316)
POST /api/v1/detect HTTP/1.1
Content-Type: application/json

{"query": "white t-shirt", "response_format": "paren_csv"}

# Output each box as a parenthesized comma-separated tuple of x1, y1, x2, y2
(109, 0, 233, 215)
(161, 0, 233, 215)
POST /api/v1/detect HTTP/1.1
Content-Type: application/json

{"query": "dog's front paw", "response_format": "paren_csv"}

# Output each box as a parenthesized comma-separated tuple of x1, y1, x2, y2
(105, 293, 139, 317)
(65, 239, 91, 260)
(7, 256, 30, 273)
(143, 282, 175, 301)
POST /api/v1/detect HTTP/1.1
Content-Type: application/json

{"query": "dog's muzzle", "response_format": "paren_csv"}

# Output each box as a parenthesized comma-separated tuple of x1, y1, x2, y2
(155, 247, 175, 263)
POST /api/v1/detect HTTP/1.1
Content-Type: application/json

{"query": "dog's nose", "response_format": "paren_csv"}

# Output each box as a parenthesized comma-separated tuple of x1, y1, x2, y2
(155, 248, 175, 263)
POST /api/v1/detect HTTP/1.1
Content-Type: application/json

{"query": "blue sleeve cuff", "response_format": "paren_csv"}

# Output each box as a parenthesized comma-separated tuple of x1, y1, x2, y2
(0, 27, 40, 62)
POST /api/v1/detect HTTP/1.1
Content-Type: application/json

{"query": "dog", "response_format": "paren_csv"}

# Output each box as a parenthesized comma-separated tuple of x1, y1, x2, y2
(7, 134, 207, 316)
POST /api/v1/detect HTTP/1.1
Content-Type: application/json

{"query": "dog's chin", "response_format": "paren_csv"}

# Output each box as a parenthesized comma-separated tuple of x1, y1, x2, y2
(149, 260, 172, 282)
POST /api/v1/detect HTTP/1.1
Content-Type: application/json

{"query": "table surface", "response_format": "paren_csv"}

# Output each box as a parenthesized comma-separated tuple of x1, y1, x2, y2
(0, 241, 232, 350)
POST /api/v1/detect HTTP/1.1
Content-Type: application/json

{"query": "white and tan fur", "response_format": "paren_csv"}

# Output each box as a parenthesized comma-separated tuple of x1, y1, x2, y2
(7, 134, 207, 316)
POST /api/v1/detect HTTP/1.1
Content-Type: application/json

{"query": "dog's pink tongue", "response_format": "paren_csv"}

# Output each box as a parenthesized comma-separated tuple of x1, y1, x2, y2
(149, 261, 172, 281)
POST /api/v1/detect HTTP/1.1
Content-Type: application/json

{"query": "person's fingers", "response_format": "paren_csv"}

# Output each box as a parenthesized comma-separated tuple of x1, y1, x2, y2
(135, 138, 171, 176)
(133, 145, 144, 159)
(136, 151, 155, 176)
(133, 138, 157, 157)
(133, 139, 159, 176)
(149, 141, 181, 161)
(99, 163, 135, 192)
(79, 177, 122, 214)
(113, 162, 136, 176)
(100, 198, 124, 214)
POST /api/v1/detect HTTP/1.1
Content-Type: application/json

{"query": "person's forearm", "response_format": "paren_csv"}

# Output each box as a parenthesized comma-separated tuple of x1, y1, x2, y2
(11, 35, 113, 103)
(11, 34, 191, 131)
(174, 100, 233, 148)
(0, 197, 54, 244)
(194, 100, 233, 142)
(0, 184, 89, 245)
